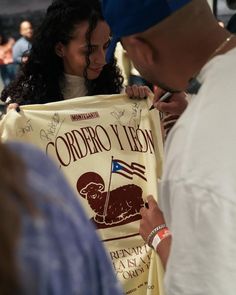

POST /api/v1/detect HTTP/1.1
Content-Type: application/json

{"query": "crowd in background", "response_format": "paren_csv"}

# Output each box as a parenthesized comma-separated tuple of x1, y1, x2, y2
(0, 20, 33, 88)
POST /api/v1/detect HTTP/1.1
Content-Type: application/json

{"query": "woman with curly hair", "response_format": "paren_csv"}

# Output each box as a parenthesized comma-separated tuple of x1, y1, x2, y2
(1, 0, 149, 108)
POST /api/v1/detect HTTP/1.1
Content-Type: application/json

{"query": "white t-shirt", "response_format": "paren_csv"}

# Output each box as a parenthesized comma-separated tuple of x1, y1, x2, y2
(160, 47, 236, 295)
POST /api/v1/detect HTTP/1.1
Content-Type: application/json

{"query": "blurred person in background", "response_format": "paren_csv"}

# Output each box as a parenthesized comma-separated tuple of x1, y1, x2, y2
(0, 33, 16, 86)
(13, 20, 33, 65)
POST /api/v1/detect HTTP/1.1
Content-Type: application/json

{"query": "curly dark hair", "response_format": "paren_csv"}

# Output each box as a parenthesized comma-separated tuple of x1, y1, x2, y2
(1, 0, 123, 104)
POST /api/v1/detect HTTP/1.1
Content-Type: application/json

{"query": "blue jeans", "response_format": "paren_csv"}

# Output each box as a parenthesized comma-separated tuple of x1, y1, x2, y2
(0, 63, 17, 86)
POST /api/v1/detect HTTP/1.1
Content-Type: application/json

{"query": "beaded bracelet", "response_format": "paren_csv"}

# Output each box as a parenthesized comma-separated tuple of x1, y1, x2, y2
(146, 224, 166, 247)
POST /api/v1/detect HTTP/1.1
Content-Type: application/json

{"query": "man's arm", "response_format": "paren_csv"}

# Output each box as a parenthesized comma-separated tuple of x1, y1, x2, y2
(139, 195, 171, 269)
(13, 41, 23, 64)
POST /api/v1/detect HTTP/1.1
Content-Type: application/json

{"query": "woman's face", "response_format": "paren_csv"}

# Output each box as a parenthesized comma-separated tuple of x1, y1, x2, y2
(57, 20, 110, 80)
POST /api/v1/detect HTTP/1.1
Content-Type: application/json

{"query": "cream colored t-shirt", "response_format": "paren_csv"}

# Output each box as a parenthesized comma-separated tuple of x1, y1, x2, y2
(160, 47, 236, 295)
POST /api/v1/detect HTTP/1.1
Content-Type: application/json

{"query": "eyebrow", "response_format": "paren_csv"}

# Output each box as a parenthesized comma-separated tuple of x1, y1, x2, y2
(78, 38, 111, 49)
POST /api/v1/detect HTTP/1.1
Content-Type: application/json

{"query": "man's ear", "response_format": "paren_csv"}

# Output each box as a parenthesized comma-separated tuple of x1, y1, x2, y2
(55, 42, 65, 57)
(122, 36, 155, 65)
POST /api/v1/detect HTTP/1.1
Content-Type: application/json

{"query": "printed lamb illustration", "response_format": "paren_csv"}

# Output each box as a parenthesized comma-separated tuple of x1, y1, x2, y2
(78, 174, 144, 225)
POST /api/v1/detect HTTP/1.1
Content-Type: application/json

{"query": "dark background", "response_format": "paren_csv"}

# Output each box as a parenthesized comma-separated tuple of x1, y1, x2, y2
(0, 0, 51, 39)
(1, 0, 236, 39)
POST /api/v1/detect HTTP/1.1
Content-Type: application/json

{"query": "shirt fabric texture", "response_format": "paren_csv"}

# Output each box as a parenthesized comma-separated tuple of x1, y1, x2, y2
(13, 37, 31, 64)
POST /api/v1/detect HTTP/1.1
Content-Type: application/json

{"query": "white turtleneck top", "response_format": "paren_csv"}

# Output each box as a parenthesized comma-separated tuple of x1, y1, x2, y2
(62, 73, 87, 100)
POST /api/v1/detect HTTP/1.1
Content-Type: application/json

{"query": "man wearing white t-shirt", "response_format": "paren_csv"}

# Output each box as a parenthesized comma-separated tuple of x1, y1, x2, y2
(102, 0, 236, 294)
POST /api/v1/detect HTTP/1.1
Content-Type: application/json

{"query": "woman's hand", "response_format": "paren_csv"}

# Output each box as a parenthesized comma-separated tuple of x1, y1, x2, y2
(6, 103, 20, 113)
(125, 85, 151, 99)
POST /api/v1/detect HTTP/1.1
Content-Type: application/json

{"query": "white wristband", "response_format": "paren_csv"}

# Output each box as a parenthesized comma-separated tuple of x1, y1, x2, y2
(151, 227, 171, 250)
(152, 234, 161, 250)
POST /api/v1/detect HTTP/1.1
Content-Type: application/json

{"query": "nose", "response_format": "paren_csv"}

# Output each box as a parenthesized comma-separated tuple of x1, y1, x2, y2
(93, 47, 106, 66)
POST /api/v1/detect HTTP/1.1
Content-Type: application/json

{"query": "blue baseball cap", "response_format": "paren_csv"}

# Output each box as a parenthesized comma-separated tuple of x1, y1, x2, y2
(101, 0, 192, 62)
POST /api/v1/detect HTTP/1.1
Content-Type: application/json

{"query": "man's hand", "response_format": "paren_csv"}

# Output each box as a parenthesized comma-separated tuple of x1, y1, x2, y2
(140, 195, 166, 243)
(153, 86, 188, 115)
(140, 195, 171, 269)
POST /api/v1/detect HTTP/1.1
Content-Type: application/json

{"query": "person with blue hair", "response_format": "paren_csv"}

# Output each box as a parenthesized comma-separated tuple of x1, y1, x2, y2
(101, 0, 236, 294)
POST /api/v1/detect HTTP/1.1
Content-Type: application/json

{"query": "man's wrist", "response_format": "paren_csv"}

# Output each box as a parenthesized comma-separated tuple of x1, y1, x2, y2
(147, 224, 166, 247)
(151, 227, 171, 250)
